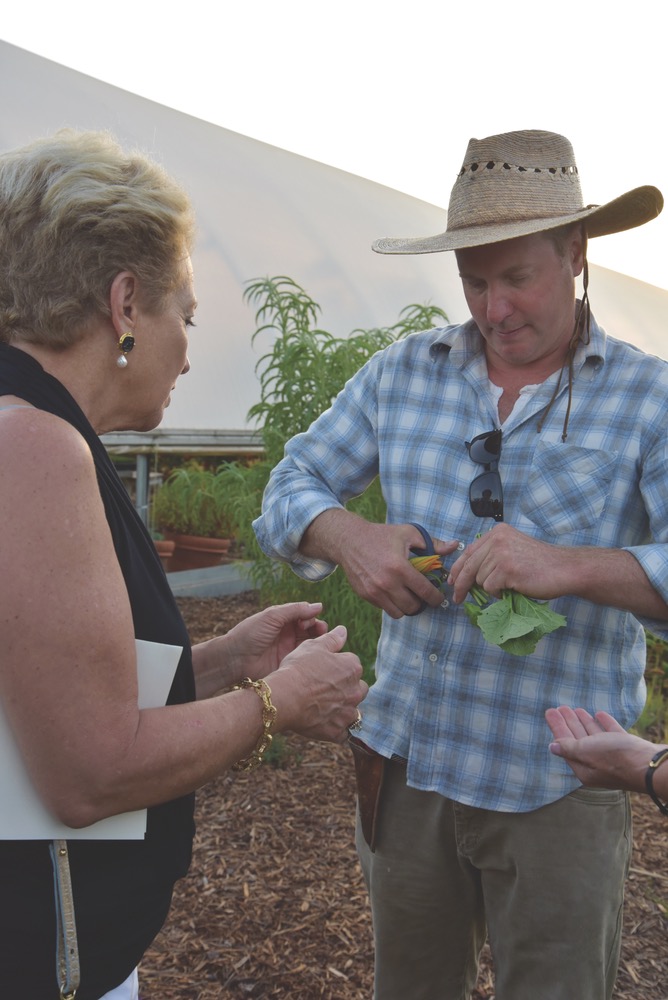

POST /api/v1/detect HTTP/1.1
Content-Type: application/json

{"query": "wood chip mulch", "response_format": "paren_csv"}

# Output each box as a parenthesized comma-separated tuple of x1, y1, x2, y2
(138, 595, 668, 999)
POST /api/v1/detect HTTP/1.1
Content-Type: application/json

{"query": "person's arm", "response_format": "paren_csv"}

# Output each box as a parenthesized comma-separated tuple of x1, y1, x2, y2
(0, 410, 367, 828)
(447, 523, 668, 621)
(545, 706, 668, 800)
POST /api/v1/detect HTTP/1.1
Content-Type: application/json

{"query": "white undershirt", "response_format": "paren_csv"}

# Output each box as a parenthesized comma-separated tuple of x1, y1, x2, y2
(488, 381, 541, 425)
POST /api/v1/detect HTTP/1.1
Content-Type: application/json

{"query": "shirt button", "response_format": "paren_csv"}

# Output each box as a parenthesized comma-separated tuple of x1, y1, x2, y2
(429, 653, 438, 662)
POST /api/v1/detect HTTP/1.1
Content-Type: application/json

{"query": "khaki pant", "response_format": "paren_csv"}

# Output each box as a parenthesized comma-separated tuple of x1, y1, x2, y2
(356, 758, 631, 1000)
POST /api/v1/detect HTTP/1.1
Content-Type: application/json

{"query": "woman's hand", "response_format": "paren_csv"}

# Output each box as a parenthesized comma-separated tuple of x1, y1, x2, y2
(545, 706, 666, 794)
(193, 602, 328, 698)
(268, 624, 368, 744)
(224, 601, 328, 676)
(195, 604, 367, 744)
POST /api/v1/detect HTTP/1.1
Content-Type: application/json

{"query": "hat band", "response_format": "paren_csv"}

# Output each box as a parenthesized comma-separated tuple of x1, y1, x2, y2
(458, 158, 579, 179)
(447, 160, 585, 231)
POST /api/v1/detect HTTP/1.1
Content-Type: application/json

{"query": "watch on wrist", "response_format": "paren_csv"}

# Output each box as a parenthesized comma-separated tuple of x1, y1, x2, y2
(644, 747, 668, 815)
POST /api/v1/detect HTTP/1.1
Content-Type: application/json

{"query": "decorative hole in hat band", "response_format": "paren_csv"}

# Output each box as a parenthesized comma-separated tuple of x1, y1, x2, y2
(459, 161, 578, 178)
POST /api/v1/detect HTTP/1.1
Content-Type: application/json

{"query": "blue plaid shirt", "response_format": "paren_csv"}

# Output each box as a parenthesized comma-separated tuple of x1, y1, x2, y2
(254, 316, 668, 811)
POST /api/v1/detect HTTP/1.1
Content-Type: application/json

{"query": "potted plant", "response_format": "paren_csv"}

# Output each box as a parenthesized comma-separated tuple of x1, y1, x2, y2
(151, 463, 235, 572)
(150, 530, 176, 572)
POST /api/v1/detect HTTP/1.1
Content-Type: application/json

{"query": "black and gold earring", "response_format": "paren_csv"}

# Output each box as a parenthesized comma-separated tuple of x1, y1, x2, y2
(116, 332, 135, 368)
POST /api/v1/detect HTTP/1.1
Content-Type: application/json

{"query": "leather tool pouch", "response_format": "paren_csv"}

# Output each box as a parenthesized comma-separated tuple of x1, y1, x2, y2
(349, 734, 386, 853)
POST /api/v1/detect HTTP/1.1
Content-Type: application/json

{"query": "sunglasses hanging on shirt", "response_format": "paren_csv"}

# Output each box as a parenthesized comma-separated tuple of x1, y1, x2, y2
(466, 429, 504, 522)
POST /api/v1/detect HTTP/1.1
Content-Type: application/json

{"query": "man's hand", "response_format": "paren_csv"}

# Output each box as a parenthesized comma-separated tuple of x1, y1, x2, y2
(447, 523, 668, 619)
(338, 521, 461, 618)
(301, 511, 461, 618)
(447, 524, 571, 604)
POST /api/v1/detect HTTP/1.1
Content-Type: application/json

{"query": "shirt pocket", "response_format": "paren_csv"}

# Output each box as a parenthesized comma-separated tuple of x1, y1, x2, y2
(519, 443, 618, 536)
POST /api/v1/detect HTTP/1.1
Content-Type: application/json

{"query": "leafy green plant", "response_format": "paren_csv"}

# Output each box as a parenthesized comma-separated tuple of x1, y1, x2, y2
(152, 462, 235, 538)
(645, 631, 668, 685)
(638, 632, 668, 740)
(633, 677, 668, 741)
(261, 733, 302, 768)
(463, 589, 566, 656)
(244, 276, 448, 467)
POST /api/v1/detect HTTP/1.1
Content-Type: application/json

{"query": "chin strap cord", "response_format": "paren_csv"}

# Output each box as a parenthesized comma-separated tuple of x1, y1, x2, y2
(536, 247, 592, 442)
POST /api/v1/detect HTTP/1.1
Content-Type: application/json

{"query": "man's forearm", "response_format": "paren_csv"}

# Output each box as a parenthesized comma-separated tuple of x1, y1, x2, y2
(299, 508, 366, 565)
(569, 547, 668, 620)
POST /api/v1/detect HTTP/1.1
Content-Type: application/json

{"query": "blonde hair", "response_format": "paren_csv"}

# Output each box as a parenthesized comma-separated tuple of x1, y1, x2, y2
(0, 129, 195, 348)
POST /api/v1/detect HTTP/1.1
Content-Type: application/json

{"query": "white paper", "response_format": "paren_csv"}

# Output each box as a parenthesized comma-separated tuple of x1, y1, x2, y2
(0, 639, 182, 840)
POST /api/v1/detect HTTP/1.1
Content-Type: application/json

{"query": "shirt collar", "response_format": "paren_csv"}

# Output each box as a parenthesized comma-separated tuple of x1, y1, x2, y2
(428, 307, 608, 372)
(428, 318, 482, 369)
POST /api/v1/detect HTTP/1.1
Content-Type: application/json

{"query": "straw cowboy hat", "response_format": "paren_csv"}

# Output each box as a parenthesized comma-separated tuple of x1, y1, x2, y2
(372, 130, 663, 254)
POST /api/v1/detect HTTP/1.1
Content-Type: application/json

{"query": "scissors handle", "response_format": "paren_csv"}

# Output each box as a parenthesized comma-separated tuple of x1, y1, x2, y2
(406, 522, 453, 614)
(408, 521, 436, 557)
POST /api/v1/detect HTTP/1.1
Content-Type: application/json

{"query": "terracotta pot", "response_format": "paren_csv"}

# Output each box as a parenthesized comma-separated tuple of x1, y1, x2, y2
(167, 533, 232, 572)
(153, 538, 176, 572)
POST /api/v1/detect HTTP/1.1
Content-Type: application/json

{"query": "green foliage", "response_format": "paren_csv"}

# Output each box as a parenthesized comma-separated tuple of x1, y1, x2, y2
(245, 276, 448, 466)
(261, 733, 303, 768)
(463, 590, 567, 656)
(633, 676, 668, 741)
(637, 631, 668, 740)
(213, 276, 449, 675)
(152, 461, 235, 538)
(645, 631, 668, 683)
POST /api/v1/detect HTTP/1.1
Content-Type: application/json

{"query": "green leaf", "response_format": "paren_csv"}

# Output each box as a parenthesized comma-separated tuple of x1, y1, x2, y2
(463, 602, 483, 626)
(509, 592, 567, 636)
(497, 630, 544, 656)
(464, 589, 567, 656)
(477, 598, 540, 645)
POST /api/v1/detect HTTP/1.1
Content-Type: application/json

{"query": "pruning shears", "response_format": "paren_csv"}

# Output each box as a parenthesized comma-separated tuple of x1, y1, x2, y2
(407, 522, 456, 614)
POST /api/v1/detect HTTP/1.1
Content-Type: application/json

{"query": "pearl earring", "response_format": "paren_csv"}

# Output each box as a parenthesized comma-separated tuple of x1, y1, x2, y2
(117, 332, 135, 368)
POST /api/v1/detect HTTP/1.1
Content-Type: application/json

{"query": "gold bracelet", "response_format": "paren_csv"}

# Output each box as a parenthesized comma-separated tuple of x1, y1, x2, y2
(231, 678, 277, 771)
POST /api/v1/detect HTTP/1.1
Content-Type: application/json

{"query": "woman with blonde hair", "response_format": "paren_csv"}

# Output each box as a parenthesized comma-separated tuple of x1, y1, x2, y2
(0, 129, 367, 999)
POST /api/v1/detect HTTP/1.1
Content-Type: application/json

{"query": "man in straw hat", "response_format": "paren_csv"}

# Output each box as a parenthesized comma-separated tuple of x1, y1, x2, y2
(254, 130, 668, 998)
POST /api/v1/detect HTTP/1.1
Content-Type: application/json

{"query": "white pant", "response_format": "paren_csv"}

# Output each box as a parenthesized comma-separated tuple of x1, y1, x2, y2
(100, 968, 139, 1000)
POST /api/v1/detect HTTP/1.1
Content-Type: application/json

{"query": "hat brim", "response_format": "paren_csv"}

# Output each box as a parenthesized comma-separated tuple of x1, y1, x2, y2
(372, 185, 663, 255)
